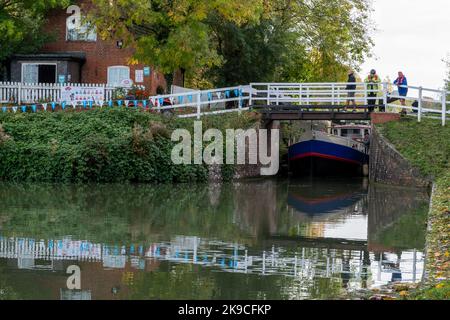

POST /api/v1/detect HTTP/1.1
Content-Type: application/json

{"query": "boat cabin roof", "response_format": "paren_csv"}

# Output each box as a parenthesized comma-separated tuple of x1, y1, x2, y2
(333, 125, 371, 130)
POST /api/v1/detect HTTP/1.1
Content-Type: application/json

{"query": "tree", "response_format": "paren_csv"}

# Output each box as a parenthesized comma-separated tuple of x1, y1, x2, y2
(0, 0, 69, 62)
(193, 0, 374, 87)
(89, 0, 264, 87)
(88, 0, 373, 88)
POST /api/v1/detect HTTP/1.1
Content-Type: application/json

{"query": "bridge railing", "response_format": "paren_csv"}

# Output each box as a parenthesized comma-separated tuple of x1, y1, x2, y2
(149, 85, 252, 119)
(249, 82, 449, 125)
(249, 82, 381, 106)
(385, 84, 450, 125)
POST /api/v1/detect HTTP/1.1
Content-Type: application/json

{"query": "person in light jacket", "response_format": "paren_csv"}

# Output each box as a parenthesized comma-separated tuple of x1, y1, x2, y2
(364, 69, 381, 113)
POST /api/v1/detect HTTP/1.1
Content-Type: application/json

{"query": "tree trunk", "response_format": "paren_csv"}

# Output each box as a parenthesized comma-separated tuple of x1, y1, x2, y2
(172, 68, 185, 88)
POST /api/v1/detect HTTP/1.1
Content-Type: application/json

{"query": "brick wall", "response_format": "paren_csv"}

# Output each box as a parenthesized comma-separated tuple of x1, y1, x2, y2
(41, 2, 167, 95)
(371, 112, 401, 125)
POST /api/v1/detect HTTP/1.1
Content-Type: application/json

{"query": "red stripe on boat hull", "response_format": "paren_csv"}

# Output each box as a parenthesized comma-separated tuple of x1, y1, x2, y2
(290, 152, 362, 166)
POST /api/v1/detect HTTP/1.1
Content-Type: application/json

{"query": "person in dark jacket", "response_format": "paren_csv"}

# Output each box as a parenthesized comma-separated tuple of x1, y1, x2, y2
(345, 70, 357, 112)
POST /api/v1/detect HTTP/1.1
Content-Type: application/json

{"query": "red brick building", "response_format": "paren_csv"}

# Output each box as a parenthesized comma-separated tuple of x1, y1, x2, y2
(9, 1, 167, 96)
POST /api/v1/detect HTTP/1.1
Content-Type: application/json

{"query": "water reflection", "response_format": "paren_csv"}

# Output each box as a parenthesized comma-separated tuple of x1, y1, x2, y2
(0, 179, 430, 300)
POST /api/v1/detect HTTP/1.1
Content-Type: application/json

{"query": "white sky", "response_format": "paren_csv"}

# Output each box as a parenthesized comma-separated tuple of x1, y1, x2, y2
(361, 0, 450, 90)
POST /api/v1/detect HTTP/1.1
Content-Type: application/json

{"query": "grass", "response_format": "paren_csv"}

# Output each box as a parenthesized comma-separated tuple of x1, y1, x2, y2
(377, 118, 450, 179)
(377, 118, 450, 300)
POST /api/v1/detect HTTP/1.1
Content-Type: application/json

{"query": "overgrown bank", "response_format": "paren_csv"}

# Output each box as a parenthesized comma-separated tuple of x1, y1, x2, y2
(377, 118, 450, 299)
(0, 109, 261, 183)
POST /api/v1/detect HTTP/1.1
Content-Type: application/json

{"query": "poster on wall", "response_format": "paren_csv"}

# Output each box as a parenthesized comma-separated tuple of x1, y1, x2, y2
(60, 85, 105, 103)
(135, 70, 144, 83)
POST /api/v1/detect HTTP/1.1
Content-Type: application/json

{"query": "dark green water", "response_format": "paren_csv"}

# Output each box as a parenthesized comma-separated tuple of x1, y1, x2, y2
(0, 179, 430, 300)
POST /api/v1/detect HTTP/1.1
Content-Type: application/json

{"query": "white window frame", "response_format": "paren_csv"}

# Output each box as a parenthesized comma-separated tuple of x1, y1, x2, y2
(21, 62, 58, 84)
(107, 66, 131, 87)
(66, 19, 97, 42)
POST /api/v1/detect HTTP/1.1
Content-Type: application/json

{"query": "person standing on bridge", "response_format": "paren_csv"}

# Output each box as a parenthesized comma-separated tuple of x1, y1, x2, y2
(365, 69, 381, 113)
(394, 71, 408, 116)
(345, 70, 357, 112)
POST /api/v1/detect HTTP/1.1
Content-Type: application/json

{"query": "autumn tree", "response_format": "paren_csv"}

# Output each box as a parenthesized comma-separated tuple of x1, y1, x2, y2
(207, 0, 374, 86)
(89, 0, 264, 87)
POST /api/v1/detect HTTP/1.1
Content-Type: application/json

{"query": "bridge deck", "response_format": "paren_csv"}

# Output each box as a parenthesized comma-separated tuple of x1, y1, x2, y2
(252, 104, 385, 121)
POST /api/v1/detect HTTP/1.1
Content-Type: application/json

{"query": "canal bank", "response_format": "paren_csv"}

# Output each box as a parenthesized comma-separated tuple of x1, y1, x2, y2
(369, 118, 449, 299)
(0, 109, 263, 183)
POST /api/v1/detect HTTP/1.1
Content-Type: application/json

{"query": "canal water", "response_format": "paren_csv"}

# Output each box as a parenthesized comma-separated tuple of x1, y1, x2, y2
(0, 179, 430, 300)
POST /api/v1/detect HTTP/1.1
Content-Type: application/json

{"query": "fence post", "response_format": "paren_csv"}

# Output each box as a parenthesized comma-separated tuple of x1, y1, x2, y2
(332, 83, 335, 105)
(267, 85, 270, 105)
(299, 84, 302, 106)
(197, 91, 201, 119)
(442, 90, 446, 126)
(382, 82, 388, 110)
(248, 84, 253, 107)
(18, 82, 22, 105)
(418, 86, 423, 123)
(238, 85, 243, 114)
(276, 86, 279, 106)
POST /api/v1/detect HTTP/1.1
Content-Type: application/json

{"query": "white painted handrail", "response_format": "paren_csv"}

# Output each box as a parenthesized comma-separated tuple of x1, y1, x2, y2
(1, 81, 448, 125)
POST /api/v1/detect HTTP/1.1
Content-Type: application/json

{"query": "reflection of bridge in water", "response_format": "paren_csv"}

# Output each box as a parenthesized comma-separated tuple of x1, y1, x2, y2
(0, 179, 430, 297)
(0, 234, 423, 285)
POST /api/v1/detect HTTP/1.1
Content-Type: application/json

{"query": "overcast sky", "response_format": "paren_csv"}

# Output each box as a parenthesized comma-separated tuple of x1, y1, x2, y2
(361, 0, 450, 90)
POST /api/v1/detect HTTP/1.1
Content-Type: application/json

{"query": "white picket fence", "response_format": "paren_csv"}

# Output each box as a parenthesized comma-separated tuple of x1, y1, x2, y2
(0, 82, 137, 104)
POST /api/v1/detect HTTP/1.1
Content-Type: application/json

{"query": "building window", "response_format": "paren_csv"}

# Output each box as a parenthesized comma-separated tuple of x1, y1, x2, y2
(66, 21, 97, 42)
(22, 63, 57, 83)
(107, 66, 130, 87)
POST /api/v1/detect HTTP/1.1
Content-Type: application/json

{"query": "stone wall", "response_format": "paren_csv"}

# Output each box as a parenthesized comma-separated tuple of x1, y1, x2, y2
(369, 126, 432, 188)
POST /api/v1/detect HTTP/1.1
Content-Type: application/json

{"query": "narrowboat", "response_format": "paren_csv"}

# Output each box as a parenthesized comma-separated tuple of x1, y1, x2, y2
(288, 124, 371, 176)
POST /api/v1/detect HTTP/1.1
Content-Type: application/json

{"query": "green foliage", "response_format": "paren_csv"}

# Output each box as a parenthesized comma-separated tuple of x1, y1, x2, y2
(193, 0, 374, 86)
(89, 0, 264, 76)
(0, 0, 69, 61)
(88, 0, 373, 87)
(0, 109, 259, 183)
(414, 280, 450, 300)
